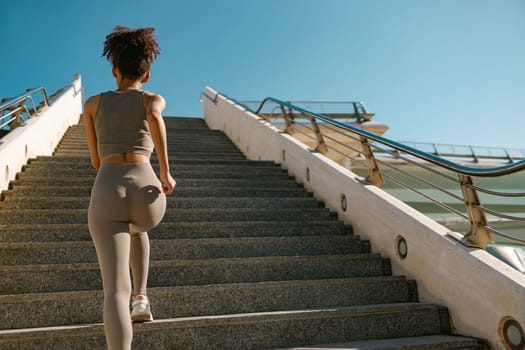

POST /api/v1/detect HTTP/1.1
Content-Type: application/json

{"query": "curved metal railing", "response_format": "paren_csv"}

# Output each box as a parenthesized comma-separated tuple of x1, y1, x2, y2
(0, 87, 56, 132)
(397, 140, 525, 164)
(240, 100, 375, 123)
(203, 91, 525, 248)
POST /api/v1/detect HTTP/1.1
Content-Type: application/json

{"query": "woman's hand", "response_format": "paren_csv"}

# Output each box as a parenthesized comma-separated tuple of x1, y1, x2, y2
(160, 171, 176, 195)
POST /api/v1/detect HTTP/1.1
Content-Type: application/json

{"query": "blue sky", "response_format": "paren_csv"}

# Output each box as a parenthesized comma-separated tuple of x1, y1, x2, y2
(2, 0, 525, 148)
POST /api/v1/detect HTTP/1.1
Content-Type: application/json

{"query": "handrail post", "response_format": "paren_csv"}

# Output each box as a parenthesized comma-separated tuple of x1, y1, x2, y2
(12, 99, 28, 128)
(432, 143, 439, 156)
(504, 148, 513, 163)
(458, 174, 493, 248)
(41, 88, 49, 107)
(360, 136, 384, 186)
(280, 104, 295, 134)
(469, 146, 479, 163)
(304, 113, 328, 154)
(353, 102, 365, 123)
(8, 108, 22, 129)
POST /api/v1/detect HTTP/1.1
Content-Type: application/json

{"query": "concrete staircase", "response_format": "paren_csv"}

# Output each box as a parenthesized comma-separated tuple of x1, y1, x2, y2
(0, 117, 488, 349)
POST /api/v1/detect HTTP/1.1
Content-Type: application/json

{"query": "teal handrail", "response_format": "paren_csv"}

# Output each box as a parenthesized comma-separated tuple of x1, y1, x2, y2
(217, 93, 525, 178)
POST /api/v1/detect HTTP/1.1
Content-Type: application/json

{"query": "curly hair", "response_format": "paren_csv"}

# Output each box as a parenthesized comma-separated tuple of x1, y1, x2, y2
(102, 25, 160, 79)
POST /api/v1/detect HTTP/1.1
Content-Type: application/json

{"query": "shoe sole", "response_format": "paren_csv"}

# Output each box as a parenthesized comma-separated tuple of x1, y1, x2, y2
(131, 314, 153, 323)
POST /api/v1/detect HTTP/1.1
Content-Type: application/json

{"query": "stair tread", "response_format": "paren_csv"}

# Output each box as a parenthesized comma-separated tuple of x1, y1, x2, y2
(0, 235, 368, 265)
(274, 335, 482, 349)
(0, 303, 440, 336)
(0, 276, 407, 302)
(0, 235, 359, 249)
(0, 220, 345, 231)
(0, 253, 390, 294)
(0, 253, 384, 272)
(0, 277, 415, 330)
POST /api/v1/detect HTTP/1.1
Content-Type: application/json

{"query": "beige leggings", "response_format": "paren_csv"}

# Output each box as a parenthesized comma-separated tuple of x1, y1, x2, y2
(88, 162, 166, 350)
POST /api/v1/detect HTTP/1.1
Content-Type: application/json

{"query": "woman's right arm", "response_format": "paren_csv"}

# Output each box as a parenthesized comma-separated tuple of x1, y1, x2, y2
(84, 96, 100, 170)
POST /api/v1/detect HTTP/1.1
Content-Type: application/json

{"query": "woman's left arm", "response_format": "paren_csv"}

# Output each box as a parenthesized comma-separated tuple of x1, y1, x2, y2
(84, 95, 100, 170)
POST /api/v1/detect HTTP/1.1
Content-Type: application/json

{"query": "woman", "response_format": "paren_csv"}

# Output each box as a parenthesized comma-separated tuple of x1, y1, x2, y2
(83, 25, 176, 350)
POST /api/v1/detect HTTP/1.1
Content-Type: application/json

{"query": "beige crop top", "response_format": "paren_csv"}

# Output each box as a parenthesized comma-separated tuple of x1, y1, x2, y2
(94, 90, 154, 158)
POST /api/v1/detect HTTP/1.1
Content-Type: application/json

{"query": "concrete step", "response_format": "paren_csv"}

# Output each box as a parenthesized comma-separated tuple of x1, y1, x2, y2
(55, 145, 237, 153)
(56, 139, 239, 146)
(59, 132, 235, 139)
(14, 168, 290, 180)
(9, 177, 303, 189)
(57, 133, 236, 140)
(18, 164, 288, 178)
(52, 152, 248, 160)
(0, 254, 391, 294)
(24, 157, 278, 168)
(0, 235, 369, 265)
(0, 303, 453, 350)
(58, 135, 236, 145)
(0, 276, 414, 329)
(62, 125, 223, 133)
(64, 123, 217, 133)
(274, 335, 488, 350)
(62, 116, 208, 129)
(0, 207, 336, 225)
(55, 141, 239, 151)
(54, 147, 246, 161)
(0, 196, 322, 210)
(24, 157, 277, 168)
(51, 154, 249, 162)
(2, 185, 312, 198)
(0, 221, 352, 243)
(54, 144, 242, 152)
(55, 140, 240, 151)
(58, 133, 235, 141)
(64, 127, 221, 136)
(163, 116, 208, 126)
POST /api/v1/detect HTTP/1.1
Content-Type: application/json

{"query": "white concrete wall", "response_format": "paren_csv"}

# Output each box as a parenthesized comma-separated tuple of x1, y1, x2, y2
(203, 86, 525, 348)
(0, 74, 83, 196)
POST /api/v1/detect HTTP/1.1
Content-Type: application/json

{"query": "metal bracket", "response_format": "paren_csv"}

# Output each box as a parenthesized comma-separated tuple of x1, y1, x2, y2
(458, 174, 493, 249)
(281, 105, 295, 134)
(360, 136, 384, 186)
(304, 113, 328, 154)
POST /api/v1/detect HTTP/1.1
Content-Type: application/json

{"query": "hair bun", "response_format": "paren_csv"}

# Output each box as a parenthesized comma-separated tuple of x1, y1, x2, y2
(102, 25, 160, 79)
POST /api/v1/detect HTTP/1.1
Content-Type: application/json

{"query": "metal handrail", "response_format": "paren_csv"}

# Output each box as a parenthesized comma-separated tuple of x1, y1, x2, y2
(239, 100, 372, 121)
(234, 95, 525, 177)
(203, 91, 525, 248)
(0, 87, 50, 131)
(397, 140, 525, 163)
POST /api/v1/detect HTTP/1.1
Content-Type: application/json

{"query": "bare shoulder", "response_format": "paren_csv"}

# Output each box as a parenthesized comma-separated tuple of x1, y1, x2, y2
(84, 94, 100, 117)
(143, 90, 165, 102)
(143, 91, 166, 111)
(85, 94, 100, 106)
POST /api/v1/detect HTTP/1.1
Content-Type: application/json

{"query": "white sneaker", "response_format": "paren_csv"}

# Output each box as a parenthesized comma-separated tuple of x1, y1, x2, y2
(131, 296, 153, 322)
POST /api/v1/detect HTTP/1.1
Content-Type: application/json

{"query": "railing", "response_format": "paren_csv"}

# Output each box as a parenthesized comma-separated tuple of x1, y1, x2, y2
(397, 141, 525, 164)
(239, 100, 375, 123)
(203, 91, 525, 249)
(0, 87, 53, 132)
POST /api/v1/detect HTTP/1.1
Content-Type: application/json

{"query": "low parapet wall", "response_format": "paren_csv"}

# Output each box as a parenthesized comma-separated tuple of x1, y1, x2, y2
(203, 86, 525, 348)
(0, 75, 83, 197)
